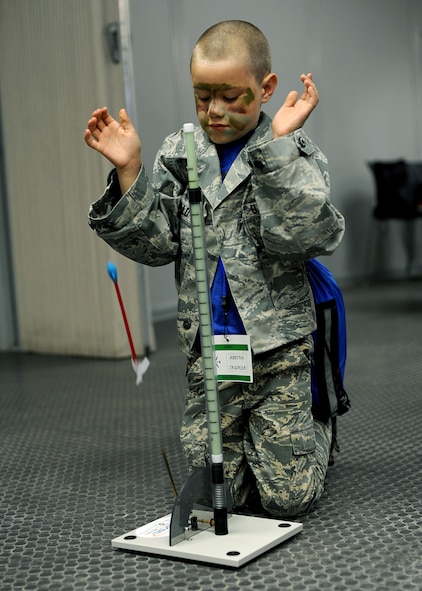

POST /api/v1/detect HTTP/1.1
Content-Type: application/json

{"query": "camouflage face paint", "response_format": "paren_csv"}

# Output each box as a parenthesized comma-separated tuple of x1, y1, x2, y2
(227, 113, 251, 131)
(191, 61, 263, 144)
(194, 82, 232, 93)
(243, 87, 255, 106)
(194, 83, 255, 105)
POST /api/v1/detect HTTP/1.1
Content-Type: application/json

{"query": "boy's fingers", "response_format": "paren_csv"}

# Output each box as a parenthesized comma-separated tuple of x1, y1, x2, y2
(284, 90, 298, 107)
(119, 108, 133, 129)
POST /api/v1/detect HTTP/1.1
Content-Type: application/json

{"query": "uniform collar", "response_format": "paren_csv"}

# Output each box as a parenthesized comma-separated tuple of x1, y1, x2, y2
(196, 112, 273, 208)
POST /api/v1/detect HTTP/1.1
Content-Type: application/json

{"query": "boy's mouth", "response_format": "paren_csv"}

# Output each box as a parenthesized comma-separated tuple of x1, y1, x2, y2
(209, 123, 228, 130)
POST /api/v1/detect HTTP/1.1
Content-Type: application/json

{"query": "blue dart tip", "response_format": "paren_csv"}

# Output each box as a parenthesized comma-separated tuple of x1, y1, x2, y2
(107, 261, 118, 283)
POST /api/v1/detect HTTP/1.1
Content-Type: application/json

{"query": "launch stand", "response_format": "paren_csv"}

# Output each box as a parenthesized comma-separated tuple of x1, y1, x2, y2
(111, 124, 302, 567)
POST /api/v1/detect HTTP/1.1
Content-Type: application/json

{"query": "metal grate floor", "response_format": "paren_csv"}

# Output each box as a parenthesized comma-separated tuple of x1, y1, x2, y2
(1, 279, 421, 590)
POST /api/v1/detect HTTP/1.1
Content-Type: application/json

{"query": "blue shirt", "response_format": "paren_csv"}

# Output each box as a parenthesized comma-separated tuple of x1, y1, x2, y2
(211, 133, 253, 336)
(211, 258, 245, 335)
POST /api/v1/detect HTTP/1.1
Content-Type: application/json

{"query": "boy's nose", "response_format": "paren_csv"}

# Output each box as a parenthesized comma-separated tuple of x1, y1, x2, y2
(207, 99, 224, 117)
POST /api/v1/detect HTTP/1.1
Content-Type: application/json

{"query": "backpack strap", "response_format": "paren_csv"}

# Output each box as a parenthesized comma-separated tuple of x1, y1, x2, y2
(306, 259, 351, 423)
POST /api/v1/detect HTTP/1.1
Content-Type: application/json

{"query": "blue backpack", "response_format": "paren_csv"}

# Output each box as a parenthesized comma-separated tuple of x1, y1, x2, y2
(306, 259, 351, 423)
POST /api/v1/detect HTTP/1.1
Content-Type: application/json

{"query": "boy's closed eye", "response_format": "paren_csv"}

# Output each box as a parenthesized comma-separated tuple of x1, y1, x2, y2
(195, 93, 242, 104)
(223, 95, 240, 103)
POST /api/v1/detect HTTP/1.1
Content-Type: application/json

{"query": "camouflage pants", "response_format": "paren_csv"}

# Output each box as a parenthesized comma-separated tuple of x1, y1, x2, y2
(180, 337, 331, 518)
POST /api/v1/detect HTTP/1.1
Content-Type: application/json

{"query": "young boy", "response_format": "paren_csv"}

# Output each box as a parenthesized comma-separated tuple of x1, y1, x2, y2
(84, 20, 345, 518)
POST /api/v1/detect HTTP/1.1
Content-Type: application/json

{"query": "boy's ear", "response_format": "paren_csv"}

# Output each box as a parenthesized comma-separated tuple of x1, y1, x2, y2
(261, 73, 278, 103)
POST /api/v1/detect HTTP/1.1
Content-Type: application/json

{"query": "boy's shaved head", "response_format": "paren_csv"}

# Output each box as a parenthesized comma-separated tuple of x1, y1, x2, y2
(191, 20, 272, 83)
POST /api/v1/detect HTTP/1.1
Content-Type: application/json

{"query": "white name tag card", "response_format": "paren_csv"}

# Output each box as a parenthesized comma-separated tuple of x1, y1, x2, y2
(214, 334, 253, 383)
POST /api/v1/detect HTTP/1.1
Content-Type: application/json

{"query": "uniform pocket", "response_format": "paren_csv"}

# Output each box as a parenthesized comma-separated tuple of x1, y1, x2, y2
(291, 426, 316, 456)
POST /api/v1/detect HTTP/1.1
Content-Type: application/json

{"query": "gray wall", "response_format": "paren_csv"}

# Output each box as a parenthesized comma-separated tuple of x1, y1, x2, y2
(129, 0, 422, 320)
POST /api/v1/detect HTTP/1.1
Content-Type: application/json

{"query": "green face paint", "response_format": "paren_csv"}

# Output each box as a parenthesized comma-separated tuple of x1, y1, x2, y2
(243, 87, 255, 106)
(194, 82, 232, 93)
(194, 83, 255, 105)
(227, 114, 250, 131)
(192, 70, 262, 144)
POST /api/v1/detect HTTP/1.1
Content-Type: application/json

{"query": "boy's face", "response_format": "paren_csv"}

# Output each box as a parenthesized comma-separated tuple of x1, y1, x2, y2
(191, 57, 273, 144)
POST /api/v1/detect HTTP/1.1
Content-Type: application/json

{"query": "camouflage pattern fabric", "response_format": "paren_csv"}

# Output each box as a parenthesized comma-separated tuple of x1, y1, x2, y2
(88, 112, 345, 357)
(181, 337, 332, 518)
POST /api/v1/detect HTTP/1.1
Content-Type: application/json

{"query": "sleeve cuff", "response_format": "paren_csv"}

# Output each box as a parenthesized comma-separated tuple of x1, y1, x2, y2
(88, 165, 145, 228)
(248, 129, 316, 173)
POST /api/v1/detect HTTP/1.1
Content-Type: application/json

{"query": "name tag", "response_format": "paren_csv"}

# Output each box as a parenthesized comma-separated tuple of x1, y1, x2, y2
(214, 334, 253, 383)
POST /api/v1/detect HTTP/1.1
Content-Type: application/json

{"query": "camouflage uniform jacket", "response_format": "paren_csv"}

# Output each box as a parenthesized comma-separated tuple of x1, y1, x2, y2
(88, 112, 345, 356)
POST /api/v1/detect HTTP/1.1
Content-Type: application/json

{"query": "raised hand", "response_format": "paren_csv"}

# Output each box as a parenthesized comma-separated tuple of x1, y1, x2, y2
(84, 107, 142, 193)
(272, 73, 319, 138)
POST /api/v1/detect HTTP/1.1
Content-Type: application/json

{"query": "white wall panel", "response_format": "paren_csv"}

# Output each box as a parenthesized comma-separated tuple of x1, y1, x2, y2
(0, 0, 152, 356)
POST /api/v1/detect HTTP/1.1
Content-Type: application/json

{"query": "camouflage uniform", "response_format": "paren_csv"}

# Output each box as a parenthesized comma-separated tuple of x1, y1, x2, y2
(88, 112, 344, 517)
(181, 338, 332, 517)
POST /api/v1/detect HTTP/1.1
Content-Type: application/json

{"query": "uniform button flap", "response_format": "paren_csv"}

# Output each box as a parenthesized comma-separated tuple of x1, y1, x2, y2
(294, 131, 314, 155)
